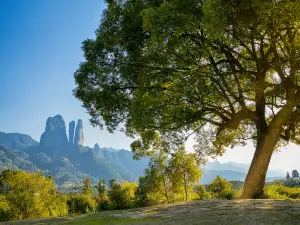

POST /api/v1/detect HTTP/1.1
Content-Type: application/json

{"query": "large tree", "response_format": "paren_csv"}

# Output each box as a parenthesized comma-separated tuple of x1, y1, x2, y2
(74, 0, 300, 198)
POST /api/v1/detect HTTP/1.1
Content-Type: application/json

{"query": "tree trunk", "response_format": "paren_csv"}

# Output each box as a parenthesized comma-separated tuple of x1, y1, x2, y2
(160, 170, 169, 204)
(183, 174, 188, 201)
(241, 127, 281, 198)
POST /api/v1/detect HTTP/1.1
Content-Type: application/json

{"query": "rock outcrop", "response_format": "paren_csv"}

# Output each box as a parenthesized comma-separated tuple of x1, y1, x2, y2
(40, 115, 68, 147)
(74, 119, 84, 146)
(69, 121, 75, 144)
(93, 143, 101, 152)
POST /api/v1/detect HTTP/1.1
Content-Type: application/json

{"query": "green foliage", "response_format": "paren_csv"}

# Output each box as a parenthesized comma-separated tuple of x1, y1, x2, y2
(145, 152, 172, 204)
(195, 185, 211, 200)
(108, 179, 138, 210)
(134, 167, 168, 207)
(265, 185, 300, 199)
(67, 194, 97, 215)
(1, 170, 68, 221)
(167, 147, 201, 201)
(134, 176, 151, 207)
(0, 195, 11, 222)
(229, 181, 244, 191)
(95, 179, 109, 211)
(74, 0, 300, 158)
(95, 179, 106, 201)
(75, 0, 300, 199)
(82, 178, 93, 195)
(0, 169, 16, 194)
(208, 176, 238, 200)
(135, 145, 203, 205)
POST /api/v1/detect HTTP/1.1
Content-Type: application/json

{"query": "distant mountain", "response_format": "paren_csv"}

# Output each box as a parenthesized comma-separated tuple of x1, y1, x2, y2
(204, 161, 249, 173)
(202, 169, 246, 184)
(0, 145, 37, 171)
(0, 131, 38, 151)
(201, 161, 285, 184)
(0, 115, 149, 188)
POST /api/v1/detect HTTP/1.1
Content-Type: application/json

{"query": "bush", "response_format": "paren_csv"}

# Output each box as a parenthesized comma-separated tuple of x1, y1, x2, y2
(108, 180, 138, 210)
(208, 176, 238, 199)
(98, 199, 110, 211)
(67, 195, 97, 215)
(0, 196, 12, 222)
(229, 181, 244, 190)
(5, 171, 68, 220)
(195, 185, 211, 200)
(50, 195, 69, 217)
(265, 185, 300, 199)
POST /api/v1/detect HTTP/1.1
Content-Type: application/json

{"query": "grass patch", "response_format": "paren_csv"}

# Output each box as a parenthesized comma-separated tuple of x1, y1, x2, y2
(63, 216, 167, 225)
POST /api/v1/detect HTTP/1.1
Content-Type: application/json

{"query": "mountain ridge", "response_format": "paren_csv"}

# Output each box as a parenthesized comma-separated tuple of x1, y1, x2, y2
(0, 115, 286, 187)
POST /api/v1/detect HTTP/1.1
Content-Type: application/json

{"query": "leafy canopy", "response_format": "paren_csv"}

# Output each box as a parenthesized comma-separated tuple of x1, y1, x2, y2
(75, 0, 300, 159)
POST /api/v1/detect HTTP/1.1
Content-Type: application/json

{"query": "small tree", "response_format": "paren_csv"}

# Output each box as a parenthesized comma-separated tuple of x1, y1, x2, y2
(136, 166, 168, 205)
(0, 169, 16, 194)
(5, 171, 68, 219)
(208, 176, 235, 199)
(82, 178, 93, 195)
(95, 179, 106, 201)
(168, 147, 202, 201)
(108, 179, 125, 209)
(134, 175, 152, 207)
(108, 179, 137, 210)
(286, 172, 291, 180)
(67, 195, 97, 215)
(120, 181, 138, 209)
(195, 185, 211, 200)
(292, 170, 299, 179)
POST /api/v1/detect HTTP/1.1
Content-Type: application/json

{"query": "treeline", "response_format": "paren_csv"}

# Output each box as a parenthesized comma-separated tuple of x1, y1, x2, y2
(0, 147, 239, 222)
(3, 145, 298, 222)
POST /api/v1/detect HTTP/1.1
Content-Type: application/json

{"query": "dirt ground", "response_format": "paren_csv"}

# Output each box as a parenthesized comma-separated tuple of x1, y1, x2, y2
(2, 199, 300, 225)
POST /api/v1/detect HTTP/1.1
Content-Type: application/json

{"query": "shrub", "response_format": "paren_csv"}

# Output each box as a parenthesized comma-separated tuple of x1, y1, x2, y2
(5, 171, 68, 220)
(265, 185, 300, 199)
(108, 180, 138, 210)
(98, 199, 110, 211)
(208, 176, 238, 199)
(195, 185, 211, 200)
(0, 196, 12, 222)
(67, 194, 97, 215)
(50, 195, 69, 217)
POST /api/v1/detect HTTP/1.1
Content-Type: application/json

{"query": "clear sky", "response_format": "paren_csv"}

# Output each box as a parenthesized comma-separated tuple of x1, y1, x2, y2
(0, 0, 132, 149)
(0, 0, 299, 172)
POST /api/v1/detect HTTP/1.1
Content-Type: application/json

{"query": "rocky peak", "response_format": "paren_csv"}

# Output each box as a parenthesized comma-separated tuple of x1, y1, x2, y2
(40, 115, 68, 147)
(74, 119, 84, 146)
(93, 143, 101, 151)
(68, 121, 75, 144)
(45, 115, 65, 131)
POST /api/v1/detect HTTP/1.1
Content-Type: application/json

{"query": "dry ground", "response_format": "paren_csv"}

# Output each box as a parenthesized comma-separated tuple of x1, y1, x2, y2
(2, 199, 300, 225)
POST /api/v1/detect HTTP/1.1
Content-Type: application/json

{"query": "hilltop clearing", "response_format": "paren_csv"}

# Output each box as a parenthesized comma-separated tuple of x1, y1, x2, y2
(3, 200, 300, 225)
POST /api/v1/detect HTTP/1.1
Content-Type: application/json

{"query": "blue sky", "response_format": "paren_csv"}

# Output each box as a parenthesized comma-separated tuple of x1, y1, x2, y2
(0, 0, 132, 149)
(0, 0, 299, 171)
